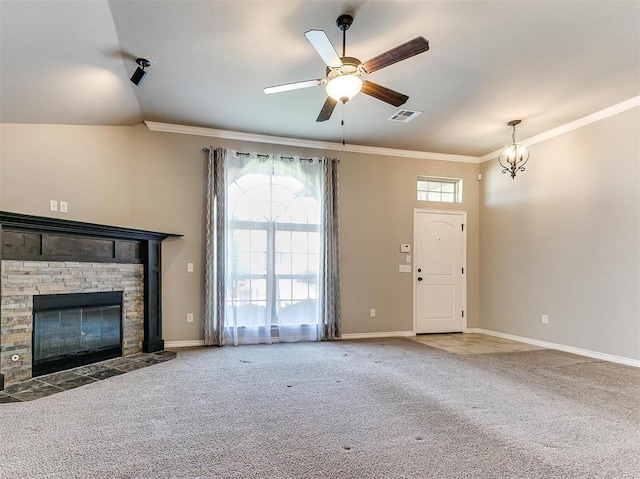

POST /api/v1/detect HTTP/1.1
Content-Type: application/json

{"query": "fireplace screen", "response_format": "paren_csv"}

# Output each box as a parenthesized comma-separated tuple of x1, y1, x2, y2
(32, 292, 123, 376)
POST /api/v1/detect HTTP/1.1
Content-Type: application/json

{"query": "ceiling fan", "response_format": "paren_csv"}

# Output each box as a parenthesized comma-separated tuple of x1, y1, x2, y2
(264, 14, 430, 122)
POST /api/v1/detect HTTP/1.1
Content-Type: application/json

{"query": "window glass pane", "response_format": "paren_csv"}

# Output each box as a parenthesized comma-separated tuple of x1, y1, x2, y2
(271, 186, 296, 220)
(231, 195, 260, 221)
(273, 175, 304, 194)
(441, 193, 454, 203)
(275, 253, 291, 275)
(291, 253, 308, 274)
(281, 199, 307, 224)
(250, 252, 266, 274)
(292, 232, 307, 253)
(442, 183, 455, 193)
(250, 279, 267, 301)
(235, 173, 268, 191)
(417, 191, 428, 201)
(293, 280, 309, 299)
(299, 197, 320, 224)
(417, 180, 429, 191)
(250, 230, 267, 252)
(308, 232, 320, 254)
(275, 231, 291, 252)
(234, 302, 266, 327)
(232, 230, 250, 252)
(231, 279, 251, 300)
(278, 279, 292, 300)
(309, 281, 318, 300)
(307, 253, 319, 273)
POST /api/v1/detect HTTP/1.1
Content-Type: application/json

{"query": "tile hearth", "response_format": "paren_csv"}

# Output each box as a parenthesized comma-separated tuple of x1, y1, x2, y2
(0, 350, 176, 403)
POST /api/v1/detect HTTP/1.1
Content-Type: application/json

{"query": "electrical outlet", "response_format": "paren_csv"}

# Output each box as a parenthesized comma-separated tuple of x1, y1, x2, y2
(370, 309, 376, 318)
(542, 314, 549, 324)
(49, 200, 58, 212)
(187, 263, 194, 272)
(60, 201, 68, 213)
(187, 313, 194, 323)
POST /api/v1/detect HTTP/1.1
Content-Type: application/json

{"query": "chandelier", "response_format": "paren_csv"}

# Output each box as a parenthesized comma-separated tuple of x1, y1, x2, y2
(498, 120, 529, 179)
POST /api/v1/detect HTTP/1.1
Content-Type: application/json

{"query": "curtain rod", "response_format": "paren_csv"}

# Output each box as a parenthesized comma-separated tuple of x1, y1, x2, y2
(201, 148, 338, 163)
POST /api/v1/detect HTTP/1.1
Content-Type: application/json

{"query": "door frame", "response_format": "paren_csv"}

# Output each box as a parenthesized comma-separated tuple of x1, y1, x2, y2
(412, 208, 468, 334)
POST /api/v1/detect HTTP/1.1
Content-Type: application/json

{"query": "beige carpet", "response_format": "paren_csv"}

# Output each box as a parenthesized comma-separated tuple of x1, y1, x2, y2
(0, 337, 638, 478)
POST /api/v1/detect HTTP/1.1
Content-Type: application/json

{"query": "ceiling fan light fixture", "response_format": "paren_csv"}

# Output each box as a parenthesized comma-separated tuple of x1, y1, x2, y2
(326, 74, 362, 103)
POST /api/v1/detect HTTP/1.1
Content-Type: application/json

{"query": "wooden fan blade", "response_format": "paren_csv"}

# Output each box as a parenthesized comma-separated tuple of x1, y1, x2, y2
(264, 79, 325, 94)
(316, 97, 338, 122)
(362, 37, 429, 73)
(305, 29, 343, 68)
(361, 81, 409, 107)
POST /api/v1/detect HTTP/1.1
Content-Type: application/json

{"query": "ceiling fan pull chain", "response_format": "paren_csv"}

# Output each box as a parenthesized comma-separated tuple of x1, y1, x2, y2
(342, 103, 346, 145)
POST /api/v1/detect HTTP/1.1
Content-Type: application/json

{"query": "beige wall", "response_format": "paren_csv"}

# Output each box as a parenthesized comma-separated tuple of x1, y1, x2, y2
(1, 124, 135, 226)
(479, 107, 640, 360)
(0, 123, 480, 342)
(338, 151, 479, 334)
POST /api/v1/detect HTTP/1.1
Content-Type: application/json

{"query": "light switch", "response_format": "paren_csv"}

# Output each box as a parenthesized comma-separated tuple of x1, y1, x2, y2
(187, 263, 194, 272)
(399, 265, 412, 273)
(400, 244, 411, 253)
(406, 255, 411, 263)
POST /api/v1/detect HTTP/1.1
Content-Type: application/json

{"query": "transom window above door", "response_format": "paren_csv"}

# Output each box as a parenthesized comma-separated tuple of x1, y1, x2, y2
(416, 176, 462, 204)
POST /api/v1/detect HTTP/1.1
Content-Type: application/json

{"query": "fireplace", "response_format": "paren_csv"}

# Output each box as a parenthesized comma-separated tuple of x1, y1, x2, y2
(0, 211, 180, 389)
(32, 291, 123, 376)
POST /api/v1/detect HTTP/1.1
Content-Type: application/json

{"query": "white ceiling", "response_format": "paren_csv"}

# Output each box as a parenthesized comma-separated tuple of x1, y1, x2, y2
(1, 0, 639, 157)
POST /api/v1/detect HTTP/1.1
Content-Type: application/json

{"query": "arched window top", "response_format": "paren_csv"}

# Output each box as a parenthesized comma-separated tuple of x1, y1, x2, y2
(228, 165, 320, 225)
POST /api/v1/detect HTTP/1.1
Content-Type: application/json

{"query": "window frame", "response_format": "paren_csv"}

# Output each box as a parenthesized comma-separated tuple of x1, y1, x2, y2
(416, 176, 463, 204)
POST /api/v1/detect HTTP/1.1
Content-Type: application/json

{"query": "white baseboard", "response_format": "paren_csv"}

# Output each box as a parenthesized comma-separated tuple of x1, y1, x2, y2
(164, 340, 205, 348)
(464, 328, 481, 334)
(341, 331, 416, 340)
(478, 329, 640, 368)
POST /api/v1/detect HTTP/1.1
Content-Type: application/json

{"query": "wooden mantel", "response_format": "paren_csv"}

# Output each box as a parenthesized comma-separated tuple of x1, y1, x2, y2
(0, 211, 181, 390)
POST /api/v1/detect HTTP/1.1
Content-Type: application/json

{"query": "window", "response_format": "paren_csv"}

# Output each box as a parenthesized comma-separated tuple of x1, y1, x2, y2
(417, 176, 462, 203)
(205, 147, 340, 347)
(226, 161, 321, 340)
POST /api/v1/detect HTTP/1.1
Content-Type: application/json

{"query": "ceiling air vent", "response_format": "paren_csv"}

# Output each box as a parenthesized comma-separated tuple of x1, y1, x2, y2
(388, 109, 423, 123)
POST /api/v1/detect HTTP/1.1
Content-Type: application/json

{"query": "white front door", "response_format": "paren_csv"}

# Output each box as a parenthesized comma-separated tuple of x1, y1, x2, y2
(414, 210, 466, 333)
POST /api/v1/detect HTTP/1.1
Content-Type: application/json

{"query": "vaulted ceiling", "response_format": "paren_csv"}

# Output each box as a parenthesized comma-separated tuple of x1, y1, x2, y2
(1, 0, 638, 156)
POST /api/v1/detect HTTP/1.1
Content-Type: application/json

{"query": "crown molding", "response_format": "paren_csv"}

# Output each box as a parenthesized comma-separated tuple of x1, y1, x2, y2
(480, 95, 640, 163)
(146, 95, 639, 165)
(144, 121, 480, 164)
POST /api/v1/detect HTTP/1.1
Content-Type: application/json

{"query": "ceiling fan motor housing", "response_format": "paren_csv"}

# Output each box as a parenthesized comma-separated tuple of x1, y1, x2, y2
(326, 56, 362, 80)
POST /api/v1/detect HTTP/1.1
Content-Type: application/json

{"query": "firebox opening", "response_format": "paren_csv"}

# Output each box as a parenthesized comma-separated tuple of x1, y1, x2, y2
(32, 291, 123, 376)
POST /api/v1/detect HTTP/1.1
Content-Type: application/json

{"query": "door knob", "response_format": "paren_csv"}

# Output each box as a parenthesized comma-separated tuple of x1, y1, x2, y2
(417, 277, 423, 281)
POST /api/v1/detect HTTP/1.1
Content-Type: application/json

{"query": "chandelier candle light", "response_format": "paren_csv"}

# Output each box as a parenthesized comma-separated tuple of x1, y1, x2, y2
(498, 120, 529, 179)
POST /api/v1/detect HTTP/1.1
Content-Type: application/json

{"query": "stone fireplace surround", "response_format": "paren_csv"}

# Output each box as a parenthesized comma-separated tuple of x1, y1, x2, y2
(0, 212, 178, 389)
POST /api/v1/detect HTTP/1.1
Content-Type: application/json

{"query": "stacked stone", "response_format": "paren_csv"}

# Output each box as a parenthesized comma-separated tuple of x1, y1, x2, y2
(0, 260, 144, 386)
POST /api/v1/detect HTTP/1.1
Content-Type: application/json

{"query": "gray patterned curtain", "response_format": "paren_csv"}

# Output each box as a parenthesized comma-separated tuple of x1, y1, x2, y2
(320, 157, 341, 340)
(203, 147, 226, 346)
